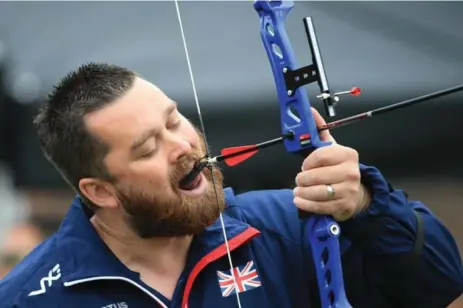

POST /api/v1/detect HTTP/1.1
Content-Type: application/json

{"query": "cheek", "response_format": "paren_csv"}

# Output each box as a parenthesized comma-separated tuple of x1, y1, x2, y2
(182, 120, 201, 147)
(120, 160, 172, 191)
(135, 163, 169, 184)
(127, 172, 173, 195)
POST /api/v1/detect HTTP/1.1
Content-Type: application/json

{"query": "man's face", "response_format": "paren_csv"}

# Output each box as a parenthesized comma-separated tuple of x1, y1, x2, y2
(84, 77, 225, 238)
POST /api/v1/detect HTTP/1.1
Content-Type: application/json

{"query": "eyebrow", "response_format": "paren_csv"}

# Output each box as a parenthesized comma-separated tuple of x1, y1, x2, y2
(166, 101, 178, 116)
(130, 102, 178, 151)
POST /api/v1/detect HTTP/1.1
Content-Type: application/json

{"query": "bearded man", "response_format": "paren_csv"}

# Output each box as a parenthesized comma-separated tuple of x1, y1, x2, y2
(0, 63, 462, 308)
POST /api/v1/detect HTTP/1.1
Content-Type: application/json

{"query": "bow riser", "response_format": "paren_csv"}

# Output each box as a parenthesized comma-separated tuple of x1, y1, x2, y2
(254, 0, 331, 153)
(254, 1, 351, 307)
(305, 216, 351, 308)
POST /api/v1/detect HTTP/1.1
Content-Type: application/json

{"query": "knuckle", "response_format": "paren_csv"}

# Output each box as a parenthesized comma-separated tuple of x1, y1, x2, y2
(346, 168, 361, 182)
(347, 147, 359, 160)
(302, 156, 311, 170)
(310, 149, 321, 164)
(295, 173, 303, 185)
(335, 199, 348, 211)
(314, 146, 330, 161)
(344, 185, 357, 197)
(346, 199, 357, 211)
(337, 200, 354, 215)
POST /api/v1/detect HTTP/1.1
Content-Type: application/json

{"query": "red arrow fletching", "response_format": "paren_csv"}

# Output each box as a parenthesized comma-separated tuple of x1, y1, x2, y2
(221, 145, 259, 166)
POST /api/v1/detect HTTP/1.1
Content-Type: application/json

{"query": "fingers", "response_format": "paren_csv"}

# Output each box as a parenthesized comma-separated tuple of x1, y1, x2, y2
(293, 197, 355, 219)
(296, 164, 347, 187)
(302, 145, 359, 170)
(294, 143, 363, 221)
(293, 183, 361, 221)
(294, 183, 343, 202)
(311, 107, 335, 143)
(311, 107, 327, 126)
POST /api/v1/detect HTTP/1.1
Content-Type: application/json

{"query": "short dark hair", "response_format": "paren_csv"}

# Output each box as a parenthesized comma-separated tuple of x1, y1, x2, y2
(33, 63, 137, 210)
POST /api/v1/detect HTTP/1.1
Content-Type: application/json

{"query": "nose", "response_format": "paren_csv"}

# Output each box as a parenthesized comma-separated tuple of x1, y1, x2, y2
(165, 133, 192, 163)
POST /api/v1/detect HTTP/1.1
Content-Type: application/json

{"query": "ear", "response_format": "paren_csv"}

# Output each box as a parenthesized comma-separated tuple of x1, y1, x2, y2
(78, 178, 119, 209)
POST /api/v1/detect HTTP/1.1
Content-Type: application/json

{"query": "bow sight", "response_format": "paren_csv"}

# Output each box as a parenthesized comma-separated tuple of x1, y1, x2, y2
(281, 16, 361, 118)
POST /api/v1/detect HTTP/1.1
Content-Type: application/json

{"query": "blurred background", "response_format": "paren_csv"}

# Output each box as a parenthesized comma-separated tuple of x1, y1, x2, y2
(0, 1, 462, 303)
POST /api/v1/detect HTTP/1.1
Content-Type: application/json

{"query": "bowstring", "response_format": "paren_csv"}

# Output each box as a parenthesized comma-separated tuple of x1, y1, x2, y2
(173, 1, 243, 307)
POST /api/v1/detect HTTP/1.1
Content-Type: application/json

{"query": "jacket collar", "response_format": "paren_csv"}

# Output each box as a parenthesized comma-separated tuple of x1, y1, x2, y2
(56, 188, 258, 283)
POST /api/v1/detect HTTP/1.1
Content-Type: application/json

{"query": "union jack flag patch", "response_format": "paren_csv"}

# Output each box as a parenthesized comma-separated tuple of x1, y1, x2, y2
(217, 260, 261, 297)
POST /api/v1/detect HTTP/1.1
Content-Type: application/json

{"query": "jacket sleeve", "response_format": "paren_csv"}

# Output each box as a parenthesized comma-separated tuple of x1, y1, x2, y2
(337, 163, 463, 308)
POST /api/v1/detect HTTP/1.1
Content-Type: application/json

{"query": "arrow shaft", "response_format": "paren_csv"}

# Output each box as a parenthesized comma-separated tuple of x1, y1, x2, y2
(320, 84, 463, 131)
(180, 83, 463, 186)
(213, 83, 463, 163)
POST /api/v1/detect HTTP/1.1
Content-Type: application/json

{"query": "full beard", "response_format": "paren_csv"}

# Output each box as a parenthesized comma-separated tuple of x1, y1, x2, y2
(116, 138, 225, 239)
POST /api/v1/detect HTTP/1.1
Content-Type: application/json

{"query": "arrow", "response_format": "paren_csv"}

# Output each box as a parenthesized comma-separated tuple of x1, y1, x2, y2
(319, 83, 463, 131)
(213, 134, 291, 167)
(179, 83, 463, 186)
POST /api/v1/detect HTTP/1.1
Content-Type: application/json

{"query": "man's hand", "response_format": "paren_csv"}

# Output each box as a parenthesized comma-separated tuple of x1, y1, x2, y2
(292, 108, 371, 221)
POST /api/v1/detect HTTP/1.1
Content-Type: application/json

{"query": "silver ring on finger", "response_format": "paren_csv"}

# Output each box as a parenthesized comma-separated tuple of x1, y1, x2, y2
(326, 184, 335, 199)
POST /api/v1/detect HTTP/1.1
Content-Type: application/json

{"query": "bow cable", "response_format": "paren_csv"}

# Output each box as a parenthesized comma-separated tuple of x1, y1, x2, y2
(173, 1, 243, 307)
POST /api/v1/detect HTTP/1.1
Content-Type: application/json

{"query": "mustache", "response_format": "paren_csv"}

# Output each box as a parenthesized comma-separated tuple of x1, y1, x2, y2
(170, 150, 205, 184)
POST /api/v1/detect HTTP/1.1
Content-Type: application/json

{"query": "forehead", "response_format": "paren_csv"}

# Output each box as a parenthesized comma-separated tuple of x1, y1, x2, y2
(85, 77, 174, 146)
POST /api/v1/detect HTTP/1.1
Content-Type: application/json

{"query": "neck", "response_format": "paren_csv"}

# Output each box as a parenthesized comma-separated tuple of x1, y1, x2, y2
(90, 213, 193, 276)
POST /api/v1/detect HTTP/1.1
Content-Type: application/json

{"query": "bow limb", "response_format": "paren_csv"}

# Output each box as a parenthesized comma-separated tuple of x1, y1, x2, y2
(173, 1, 244, 308)
(253, 1, 352, 307)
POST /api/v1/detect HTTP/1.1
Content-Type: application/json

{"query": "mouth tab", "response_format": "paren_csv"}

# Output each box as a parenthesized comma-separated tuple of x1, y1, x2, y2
(179, 160, 209, 188)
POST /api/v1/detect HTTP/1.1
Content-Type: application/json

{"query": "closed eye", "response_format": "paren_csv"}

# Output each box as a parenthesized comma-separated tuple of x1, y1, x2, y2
(139, 149, 156, 159)
(168, 120, 181, 129)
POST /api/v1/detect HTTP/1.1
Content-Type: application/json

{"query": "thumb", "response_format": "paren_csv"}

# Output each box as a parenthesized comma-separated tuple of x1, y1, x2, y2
(311, 107, 336, 143)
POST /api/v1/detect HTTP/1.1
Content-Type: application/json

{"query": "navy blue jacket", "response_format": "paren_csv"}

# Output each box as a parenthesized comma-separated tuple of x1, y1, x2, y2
(1, 164, 462, 308)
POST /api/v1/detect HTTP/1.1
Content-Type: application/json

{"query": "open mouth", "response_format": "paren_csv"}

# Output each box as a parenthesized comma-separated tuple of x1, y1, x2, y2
(179, 167, 203, 191)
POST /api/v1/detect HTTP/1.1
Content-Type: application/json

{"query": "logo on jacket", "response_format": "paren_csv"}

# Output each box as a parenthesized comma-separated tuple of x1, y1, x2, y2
(217, 260, 261, 297)
(28, 264, 61, 297)
(102, 302, 128, 308)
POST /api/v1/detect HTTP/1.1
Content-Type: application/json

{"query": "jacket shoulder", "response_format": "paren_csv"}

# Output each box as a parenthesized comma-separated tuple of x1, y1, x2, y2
(224, 187, 301, 242)
(0, 234, 65, 307)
